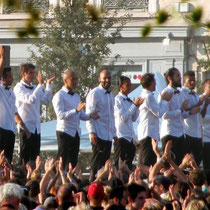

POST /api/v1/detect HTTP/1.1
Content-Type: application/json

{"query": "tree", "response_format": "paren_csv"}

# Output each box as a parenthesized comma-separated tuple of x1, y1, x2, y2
(30, 0, 128, 120)
(198, 41, 210, 71)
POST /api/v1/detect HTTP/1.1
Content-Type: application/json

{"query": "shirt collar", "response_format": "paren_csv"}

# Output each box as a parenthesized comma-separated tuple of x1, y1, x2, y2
(119, 92, 128, 99)
(167, 85, 179, 92)
(99, 84, 110, 94)
(21, 80, 33, 87)
(62, 86, 70, 93)
(142, 89, 153, 94)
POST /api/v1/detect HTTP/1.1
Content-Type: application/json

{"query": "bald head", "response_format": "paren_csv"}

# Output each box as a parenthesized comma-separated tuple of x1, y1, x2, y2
(98, 69, 111, 90)
(63, 70, 78, 90)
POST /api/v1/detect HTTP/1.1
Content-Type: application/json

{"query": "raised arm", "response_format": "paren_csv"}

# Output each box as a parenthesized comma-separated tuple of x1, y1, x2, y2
(0, 46, 5, 78)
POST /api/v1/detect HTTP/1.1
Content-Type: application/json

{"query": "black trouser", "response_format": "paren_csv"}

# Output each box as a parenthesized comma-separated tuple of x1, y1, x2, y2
(185, 134, 202, 166)
(56, 131, 80, 169)
(140, 136, 157, 167)
(161, 135, 186, 165)
(114, 138, 136, 170)
(19, 129, 40, 165)
(90, 138, 112, 181)
(203, 142, 210, 171)
(0, 128, 15, 163)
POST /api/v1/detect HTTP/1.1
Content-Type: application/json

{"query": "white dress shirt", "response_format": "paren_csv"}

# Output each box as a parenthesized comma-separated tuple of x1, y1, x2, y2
(86, 85, 116, 141)
(14, 80, 53, 134)
(52, 86, 90, 137)
(0, 84, 17, 133)
(160, 85, 189, 139)
(181, 87, 202, 138)
(200, 94, 210, 143)
(114, 92, 139, 142)
(138, 89, 168, 141)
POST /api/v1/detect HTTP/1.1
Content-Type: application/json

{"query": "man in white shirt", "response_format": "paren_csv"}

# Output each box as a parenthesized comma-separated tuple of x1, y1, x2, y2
(138, 73, 172, 166)
(160, 67, 189, 165)
(114, 76, 144, 169)
(0, 46, 30, 163)
(200, 79, 210, 171)
(86, 69, 117, 181)
(181, 71, 202, 165)
(14, 63, 55, 165)
(52, 70, 99, 169)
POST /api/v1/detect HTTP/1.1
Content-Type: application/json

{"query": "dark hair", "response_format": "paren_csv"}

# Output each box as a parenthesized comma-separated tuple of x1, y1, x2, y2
(174, 181, 191, 199)
(184, 71, 195, 78)
(127, 183, 146, 200)
(189, 169, 206, 187)
(154, 175, 171, 191)
(118, 76, 130, 87)
(164, 67, 179, 84)
(20, 63, 35, 75)
(26, 179, 40, 198)
(109, 186, 126, 200)
(2, 67, 12, 80)
(140, 73, 155, 88)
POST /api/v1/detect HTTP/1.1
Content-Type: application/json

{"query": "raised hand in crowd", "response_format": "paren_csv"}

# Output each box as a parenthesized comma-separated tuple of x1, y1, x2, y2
(47, 72, 56, 84)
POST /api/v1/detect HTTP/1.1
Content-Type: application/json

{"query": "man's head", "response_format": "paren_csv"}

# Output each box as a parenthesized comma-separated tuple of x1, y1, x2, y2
(141, 73, 156, 92)
(87, 183, 105, 206)
(0, 183, 23, 210)
(57, 184, 76, 205)
(109, 186, 127, 207)
(203, 79, 210, 97)
(189, 169, 206, 188)
(1, 67, 13, 87)
(118, 76, 131, 96)
(164, 67, 182, 88)
(20, 63, 36, 84)
(63, 70, 78, 91)
(183, 71, 196, 90)
(127, 183, 146, 210)
(98, 69, 111, 90)
(153, 175, 171, 194)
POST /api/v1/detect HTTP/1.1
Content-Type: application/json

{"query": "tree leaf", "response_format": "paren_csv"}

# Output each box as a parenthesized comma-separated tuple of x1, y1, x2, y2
(141, 25, 152, 38)
(156, 10, 169, 25)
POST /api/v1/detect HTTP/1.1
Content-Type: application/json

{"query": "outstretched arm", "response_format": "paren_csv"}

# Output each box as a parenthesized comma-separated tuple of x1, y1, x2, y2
(0, 46, 5, 78)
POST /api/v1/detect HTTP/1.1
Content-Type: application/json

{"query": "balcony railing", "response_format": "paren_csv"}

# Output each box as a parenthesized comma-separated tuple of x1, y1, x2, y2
(3, 0, 49, 14)
(102, 0, 149, 10)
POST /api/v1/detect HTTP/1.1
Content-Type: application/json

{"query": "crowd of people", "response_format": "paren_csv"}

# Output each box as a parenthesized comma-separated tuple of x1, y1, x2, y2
(0, 43, 210, 210)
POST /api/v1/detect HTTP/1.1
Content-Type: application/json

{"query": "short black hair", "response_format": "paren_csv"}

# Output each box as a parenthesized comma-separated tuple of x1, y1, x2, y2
(118, 76, 130, 87)
(109, 186, 126, 200)
(2, 67, 12, 80)
(154, 175, 171, 191)
(164, 67, 179, 84)
(184, 71, 195, 78)
(127, 183, 146, 200)
(140, 73, 155, 88)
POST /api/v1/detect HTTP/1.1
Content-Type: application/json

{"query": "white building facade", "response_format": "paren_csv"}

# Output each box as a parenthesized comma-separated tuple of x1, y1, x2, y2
(0, 0, 209, 82)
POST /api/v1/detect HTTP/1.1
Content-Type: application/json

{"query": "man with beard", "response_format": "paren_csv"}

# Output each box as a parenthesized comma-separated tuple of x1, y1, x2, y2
(86, 69, 117, 181)
(160, 67, 189, 165)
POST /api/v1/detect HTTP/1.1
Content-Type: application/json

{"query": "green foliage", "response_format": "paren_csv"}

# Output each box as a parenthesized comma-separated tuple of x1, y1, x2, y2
(156, 10, 169, 25)
(141, 24, 152, 38)
(30, 0, 127, 120)
(186, 7, 203, 28)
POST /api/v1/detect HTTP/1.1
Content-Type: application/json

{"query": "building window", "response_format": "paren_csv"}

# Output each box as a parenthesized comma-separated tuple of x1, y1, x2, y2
(101, 0, 149, 10)
(2, 0, 49, 14)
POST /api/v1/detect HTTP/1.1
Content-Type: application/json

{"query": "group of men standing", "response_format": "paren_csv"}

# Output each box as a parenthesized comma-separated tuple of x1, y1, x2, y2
(0, 45, 210, 180)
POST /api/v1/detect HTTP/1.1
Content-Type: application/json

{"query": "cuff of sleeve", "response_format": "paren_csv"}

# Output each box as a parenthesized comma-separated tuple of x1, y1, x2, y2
(46, 83, 53, 91)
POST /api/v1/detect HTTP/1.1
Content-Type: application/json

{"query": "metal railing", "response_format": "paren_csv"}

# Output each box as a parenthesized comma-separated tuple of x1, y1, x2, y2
(101, 0, 149, 10)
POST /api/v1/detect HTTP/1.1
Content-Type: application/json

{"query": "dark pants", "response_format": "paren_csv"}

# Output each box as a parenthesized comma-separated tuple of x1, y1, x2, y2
(140, 137, 157, 167)
(19, 129, 40, 165)
(185, 134, 202, 166)
(0, 128, 15, 163)
(114, 138, 136, 170)
(203, 142, 210, 171)
(56, 131, 80, 169)
(161, 135, 186, 165)
(90, 138, 112, 181)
